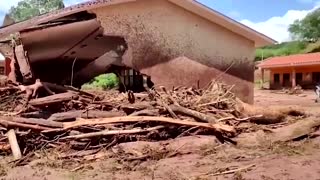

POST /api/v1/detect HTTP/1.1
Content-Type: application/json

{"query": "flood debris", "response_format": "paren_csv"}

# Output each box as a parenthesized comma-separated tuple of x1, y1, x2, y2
(0, 77, 315, 164)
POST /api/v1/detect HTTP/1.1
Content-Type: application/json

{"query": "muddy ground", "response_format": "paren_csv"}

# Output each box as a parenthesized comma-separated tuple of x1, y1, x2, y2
(1, 89, 320, 180)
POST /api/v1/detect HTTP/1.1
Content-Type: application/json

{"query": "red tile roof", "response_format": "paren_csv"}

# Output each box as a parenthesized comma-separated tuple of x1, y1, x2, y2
(258, 52, 320, 69)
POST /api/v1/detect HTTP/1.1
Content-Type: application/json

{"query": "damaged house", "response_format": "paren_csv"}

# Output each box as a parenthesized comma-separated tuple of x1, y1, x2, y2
(0, 0, 275, 103)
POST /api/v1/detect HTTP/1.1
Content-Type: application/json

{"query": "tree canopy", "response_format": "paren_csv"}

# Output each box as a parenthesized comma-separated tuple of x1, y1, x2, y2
(8, 0, 64, 22)
(289, 8, 320, 41)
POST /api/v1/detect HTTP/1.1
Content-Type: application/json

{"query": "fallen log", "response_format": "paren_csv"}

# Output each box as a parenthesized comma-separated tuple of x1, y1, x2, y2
(63, 116, 236, 134)
(48, 110, 125, 122)
(62, 126, 164, 139)
(29, 92, 79, 106)
(169, 105, 217, 123)
(1, 116, 63, 128)
(237, 118, 320, 146)
(270, 118, 320, 142)
(236, 99, 305, 124)
(21, 111, 51, 119)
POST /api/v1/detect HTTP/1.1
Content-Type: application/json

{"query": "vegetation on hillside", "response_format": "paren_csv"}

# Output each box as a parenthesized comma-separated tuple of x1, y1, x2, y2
(82, 73, 120, 90)
(8, 0, 64, 22)
(255, 8, 320, 61)
(255, 41, 308, 61)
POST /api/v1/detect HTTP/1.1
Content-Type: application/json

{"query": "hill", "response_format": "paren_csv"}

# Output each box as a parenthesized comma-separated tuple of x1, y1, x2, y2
(255, 40, 320, 61)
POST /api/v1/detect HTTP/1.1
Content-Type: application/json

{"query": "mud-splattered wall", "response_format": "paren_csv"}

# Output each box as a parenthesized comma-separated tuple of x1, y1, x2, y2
(92, 0, 255, 103)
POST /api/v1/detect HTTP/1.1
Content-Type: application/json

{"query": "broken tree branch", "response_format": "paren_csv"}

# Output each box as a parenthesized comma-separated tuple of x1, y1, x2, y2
(48, 110, 125, 122)
(62, 126, 164, 140)
(63, 116, 235, 134)
(0, 119, 53, 131)
(157, 100, 178, 119)
(208, 164, 255, 176)
(1, 116, 63, 128)
(169, 105, 217, 123)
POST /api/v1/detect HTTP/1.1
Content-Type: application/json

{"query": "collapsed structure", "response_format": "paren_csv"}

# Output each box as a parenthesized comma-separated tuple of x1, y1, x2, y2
(0, 0, 275, 103)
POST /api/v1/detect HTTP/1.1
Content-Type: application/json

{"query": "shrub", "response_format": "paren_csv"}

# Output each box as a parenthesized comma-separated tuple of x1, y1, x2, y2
(82, 73, 119, 90)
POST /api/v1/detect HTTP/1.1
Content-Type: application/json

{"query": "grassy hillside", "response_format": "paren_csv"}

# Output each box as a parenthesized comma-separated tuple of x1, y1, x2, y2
(255, 41, 308, 61)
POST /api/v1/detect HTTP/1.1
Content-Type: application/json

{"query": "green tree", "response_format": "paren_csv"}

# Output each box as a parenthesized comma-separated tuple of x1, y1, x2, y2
(289, 8, 320, 41)
(9, 0, 64, 22)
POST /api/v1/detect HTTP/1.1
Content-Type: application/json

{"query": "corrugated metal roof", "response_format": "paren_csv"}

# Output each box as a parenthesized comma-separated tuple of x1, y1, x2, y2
(258, 52, 320, 68)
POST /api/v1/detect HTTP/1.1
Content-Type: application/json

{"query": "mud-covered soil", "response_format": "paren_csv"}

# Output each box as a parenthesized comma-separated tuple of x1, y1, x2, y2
(1, 135, 320, 180)
(1, 89, 320, 180)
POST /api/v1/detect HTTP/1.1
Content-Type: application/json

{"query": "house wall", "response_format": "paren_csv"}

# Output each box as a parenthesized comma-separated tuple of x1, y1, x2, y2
(91, 0, 255, 103)
(269, 65, 320, 89)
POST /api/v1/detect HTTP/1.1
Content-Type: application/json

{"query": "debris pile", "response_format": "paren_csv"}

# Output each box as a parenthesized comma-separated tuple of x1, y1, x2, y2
(0, 79, 311, 162)
(282, 85, 304, 95)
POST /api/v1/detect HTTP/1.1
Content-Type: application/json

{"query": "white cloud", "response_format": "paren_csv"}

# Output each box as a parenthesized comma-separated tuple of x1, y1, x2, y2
(240, 3, 320, 42)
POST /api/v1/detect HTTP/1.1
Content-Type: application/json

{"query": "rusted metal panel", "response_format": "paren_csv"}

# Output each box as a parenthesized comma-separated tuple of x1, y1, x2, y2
(20, 19, 102, 63)
(15, 45, 33, 82)
(0, 0, 136, 38)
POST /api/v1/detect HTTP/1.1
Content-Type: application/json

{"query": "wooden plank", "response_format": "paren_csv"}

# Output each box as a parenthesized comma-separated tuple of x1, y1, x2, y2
(6, 129, 22, 160)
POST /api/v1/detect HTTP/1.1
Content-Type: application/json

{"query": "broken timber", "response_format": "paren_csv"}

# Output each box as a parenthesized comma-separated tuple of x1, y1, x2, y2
(63, 116, 236, 134)
(15, 45, 33, 82)
(48, 110, 125, 122)
(29, 92, 79, 106)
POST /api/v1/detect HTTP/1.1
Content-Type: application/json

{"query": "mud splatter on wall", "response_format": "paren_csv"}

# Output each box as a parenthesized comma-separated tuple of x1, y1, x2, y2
(92, 0, 255, 103)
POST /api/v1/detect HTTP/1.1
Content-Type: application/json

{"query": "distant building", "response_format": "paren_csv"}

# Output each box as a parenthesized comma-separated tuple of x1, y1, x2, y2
(258, 53, 320, 89)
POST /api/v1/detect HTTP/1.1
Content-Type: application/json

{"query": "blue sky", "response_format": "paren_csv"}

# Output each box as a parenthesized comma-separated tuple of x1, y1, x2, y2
(0, 0, 320, 42)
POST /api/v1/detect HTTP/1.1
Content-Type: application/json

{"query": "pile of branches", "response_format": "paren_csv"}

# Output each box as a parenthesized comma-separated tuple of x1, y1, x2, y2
(0, 79, 303, 161)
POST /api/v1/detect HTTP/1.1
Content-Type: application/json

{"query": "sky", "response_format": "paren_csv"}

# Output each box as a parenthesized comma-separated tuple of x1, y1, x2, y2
(0, 0, 320, 43)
